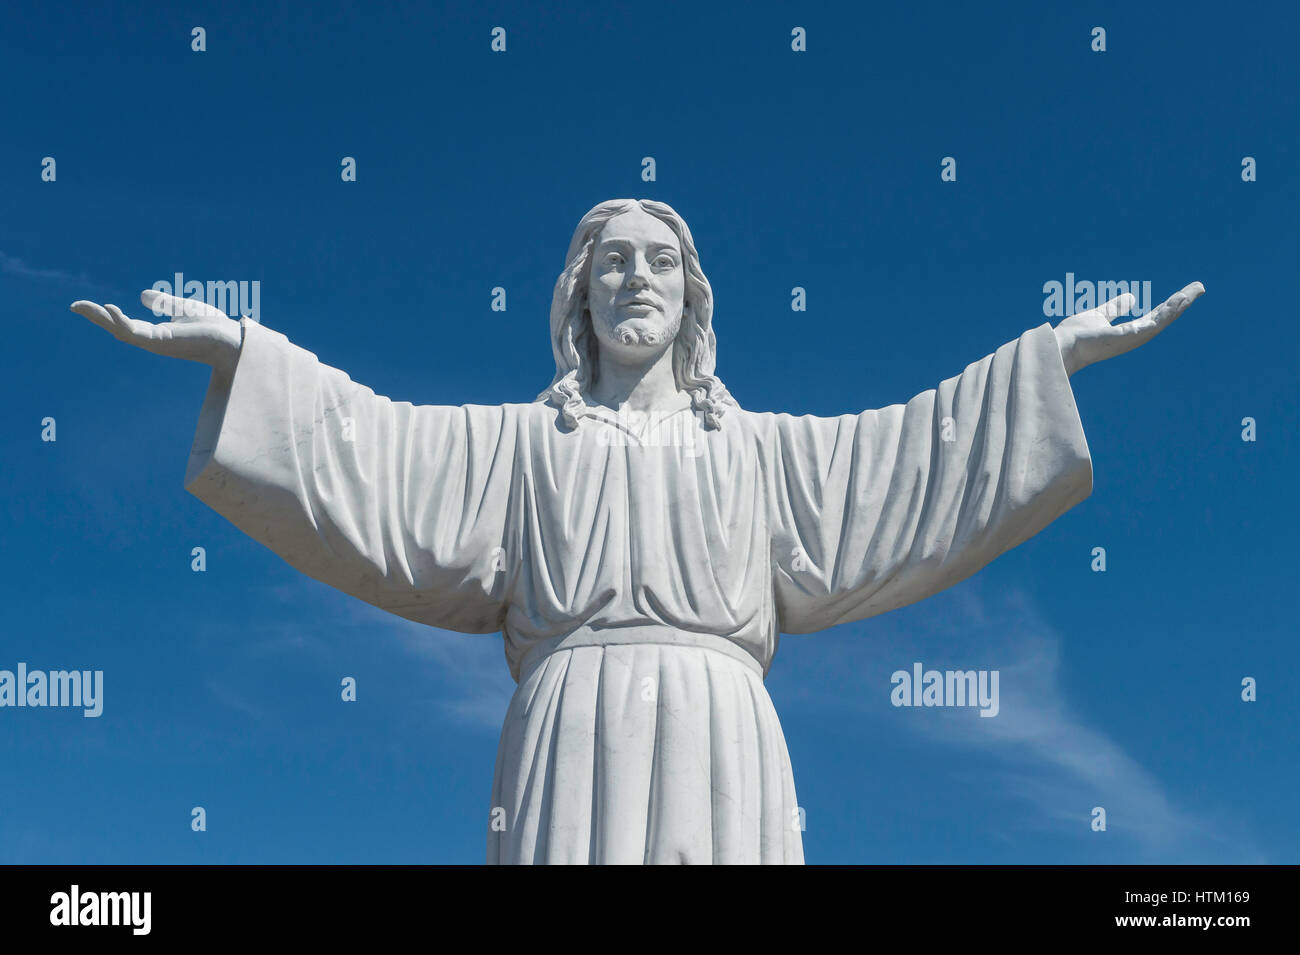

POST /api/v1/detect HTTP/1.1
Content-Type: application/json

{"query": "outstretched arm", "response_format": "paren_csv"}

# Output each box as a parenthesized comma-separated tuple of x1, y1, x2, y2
(70, 291, 516, 633)
(768, 283, 1205, 633)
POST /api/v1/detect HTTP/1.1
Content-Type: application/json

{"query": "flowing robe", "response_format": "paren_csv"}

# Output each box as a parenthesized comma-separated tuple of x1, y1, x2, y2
(184, 319, 1092, 864)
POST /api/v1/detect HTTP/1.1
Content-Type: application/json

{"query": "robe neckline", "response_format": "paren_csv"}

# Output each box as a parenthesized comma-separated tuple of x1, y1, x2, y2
(577, 398, 699, 442)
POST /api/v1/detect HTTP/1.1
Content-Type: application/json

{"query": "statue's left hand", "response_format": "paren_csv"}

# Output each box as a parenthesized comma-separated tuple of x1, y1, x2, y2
(1054, 281, 1204, 376)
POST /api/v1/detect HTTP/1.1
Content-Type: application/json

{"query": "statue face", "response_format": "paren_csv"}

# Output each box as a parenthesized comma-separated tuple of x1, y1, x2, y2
(586, 207, 687, 360)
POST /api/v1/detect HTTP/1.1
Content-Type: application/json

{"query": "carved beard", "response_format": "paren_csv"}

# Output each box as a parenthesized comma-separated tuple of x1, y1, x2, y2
(615, 320, 677, 347)
(590, 306, 683, 350)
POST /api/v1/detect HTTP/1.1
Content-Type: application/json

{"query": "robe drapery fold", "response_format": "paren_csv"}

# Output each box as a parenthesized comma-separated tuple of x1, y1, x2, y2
(185, 318, 1092, 865)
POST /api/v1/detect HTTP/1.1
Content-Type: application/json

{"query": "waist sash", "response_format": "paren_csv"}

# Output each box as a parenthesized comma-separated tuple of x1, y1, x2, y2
(518, 623, 764, 681)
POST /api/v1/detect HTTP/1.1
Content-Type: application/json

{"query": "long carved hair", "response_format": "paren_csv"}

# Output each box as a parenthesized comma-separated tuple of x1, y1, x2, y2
(537, 199, 734, 430)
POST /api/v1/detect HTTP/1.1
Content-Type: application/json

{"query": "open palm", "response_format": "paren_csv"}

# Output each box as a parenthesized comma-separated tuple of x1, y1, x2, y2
(1054, 281, 1204, 376)
(70, 290, 242, 373)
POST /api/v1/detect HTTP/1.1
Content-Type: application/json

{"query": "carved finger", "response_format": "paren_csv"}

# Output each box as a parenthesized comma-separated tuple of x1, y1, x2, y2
(1132, 282, 1201, 341)
(1099, 292, 1136, 324)
(104, 304, 156, 343)
(1113, 281, 1204, 346)
(70, 301, 118, 335)
(1153, 282, 1205, 330)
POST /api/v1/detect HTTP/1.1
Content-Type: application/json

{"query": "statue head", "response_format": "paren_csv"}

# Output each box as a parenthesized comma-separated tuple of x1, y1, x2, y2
(538, 199, 734, 429)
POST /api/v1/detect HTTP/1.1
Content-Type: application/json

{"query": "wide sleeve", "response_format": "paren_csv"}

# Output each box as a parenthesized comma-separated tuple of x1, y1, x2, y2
(765, 321, 1092, 633)
(184, 318, 516, 633)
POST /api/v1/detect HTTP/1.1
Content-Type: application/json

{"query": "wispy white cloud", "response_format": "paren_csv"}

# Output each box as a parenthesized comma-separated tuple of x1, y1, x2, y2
(328, 599, 514, 730)
(920, 589, 1243, 857)
(784, 582, 1266, 862)
(375, 612, 514, 729)
(204, 676, 269, 722)
(193, 581, 514, 731)
(0, 250, 104, 289)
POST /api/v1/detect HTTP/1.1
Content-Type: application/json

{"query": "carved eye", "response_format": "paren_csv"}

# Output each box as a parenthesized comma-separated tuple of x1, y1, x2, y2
(605, 253, 625, 266)
(654, 255, 676, 268)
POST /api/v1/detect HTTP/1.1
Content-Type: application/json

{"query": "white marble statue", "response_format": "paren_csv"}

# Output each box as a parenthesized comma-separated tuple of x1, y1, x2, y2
(71, 199, 1204, 864)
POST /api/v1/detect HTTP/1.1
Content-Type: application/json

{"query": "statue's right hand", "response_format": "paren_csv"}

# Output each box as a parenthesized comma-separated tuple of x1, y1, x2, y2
(70, 290, 242, 374)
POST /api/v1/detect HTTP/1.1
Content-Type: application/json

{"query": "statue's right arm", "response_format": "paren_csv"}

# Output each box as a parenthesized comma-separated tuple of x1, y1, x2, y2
(71, 291, 514, 634)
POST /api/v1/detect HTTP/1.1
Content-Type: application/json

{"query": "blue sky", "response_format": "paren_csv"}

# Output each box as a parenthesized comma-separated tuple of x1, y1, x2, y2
(1, 0, 1296, 863)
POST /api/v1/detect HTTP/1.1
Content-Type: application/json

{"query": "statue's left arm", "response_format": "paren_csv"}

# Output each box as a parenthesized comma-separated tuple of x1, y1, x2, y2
(767, 283, 1203, 633)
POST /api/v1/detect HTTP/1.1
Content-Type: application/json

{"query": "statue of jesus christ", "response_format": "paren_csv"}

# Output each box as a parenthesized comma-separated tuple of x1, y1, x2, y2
(71, 198, 1204, 864)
